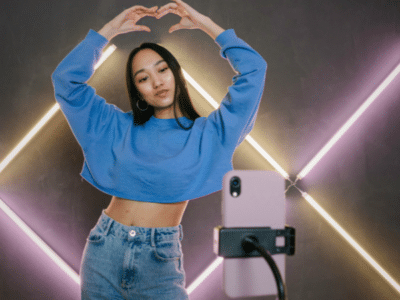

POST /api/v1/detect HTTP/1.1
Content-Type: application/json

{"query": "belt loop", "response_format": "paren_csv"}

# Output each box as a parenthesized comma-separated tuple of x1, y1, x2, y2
(103, 216, 113, 236)
(151, 228, 156, 247)
(179, 224, 183, 241)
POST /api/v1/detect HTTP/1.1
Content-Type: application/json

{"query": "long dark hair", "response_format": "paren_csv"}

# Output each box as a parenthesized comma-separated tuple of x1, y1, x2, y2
(126, 43, 200, 130)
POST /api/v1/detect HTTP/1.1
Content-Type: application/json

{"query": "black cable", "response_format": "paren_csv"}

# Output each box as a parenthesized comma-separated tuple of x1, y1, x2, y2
(242, 236, 287, 300)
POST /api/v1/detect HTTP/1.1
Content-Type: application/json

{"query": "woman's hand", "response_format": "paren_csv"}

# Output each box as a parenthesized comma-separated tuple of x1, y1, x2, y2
(156, 0, 206, 32)
(156, 0, 224, 39)
(99, 6, 158, 41)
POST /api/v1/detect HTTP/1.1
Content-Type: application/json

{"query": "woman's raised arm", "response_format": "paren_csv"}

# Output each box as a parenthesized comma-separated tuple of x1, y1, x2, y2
(156, 1, 267, 150)
(51, 5, 159, 148)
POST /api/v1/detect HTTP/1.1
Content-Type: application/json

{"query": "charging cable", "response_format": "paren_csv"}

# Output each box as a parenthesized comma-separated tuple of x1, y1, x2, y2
(242, 236, 287, 300)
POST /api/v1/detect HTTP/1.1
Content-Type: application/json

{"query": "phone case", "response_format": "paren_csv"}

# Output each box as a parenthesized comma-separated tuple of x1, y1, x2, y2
(222, 170, 286, 298)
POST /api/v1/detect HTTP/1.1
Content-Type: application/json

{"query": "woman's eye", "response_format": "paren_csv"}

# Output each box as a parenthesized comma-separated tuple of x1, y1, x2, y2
(138, 76, 148, 83)
(159, 67, 168, 73)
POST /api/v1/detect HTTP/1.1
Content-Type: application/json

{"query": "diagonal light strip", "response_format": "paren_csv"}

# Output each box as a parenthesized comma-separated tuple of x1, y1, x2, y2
(0, 45, 117, 287)
(182, 70, 290, 179)
(297, 63, 400, 180)
(183, 63, 400, 296)
(0, 103, 60, 174)
(182, 69, 220, 109)
(94, 45, 117, 70)
(187, 257, 224, 295)
(245, 135, 290, 179)
(296, 187, 400, 294)
(0, 45, 117, 176)
(0, 197, 80, 284)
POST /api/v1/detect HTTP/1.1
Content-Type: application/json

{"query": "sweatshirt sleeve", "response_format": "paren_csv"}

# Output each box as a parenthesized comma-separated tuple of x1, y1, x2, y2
(206, 29, 267, 149)
(51, 29, 124, 152)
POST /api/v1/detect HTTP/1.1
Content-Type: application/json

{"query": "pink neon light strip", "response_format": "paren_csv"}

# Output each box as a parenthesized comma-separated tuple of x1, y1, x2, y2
(297, 63, 400, 180)
(0, 197, 80, 284)
(187, 257, 223, 295)
(298, 188, 400, 294)
(0, 46, 116, 287)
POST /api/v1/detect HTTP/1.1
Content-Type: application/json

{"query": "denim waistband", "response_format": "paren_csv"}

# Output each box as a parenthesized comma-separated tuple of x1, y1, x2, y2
(96, 210, 183, 247)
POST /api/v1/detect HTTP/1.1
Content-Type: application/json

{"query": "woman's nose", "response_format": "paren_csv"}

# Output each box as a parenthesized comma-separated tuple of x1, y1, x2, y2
(153, 75, 163, 88)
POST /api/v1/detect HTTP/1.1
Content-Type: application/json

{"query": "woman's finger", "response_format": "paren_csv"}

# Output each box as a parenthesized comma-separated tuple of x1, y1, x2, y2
(120, 19, 151, 33)
(158, 3, 178, 12)
(169, 23, 188, 33)
(126, 6, 158, 17)
(126, 7, 158, 21)
(127, 5, 158, 13)
(171, 0, 190, 10)
(156, 3, 178, 19)
(132, 25, 151, 32)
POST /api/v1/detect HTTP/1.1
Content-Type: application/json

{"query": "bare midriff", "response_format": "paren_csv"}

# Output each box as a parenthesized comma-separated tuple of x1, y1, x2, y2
(104, 196, 189, 228)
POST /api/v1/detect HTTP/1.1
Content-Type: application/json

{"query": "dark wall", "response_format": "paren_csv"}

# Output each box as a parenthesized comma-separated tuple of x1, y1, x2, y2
(0, 1, 399, 299)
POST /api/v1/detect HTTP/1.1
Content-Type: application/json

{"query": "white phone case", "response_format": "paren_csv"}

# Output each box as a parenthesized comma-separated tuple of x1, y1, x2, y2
(222, 170, 286, 298)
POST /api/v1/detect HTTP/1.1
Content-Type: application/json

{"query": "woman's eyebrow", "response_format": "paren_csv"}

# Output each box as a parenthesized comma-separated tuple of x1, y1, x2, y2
(133, 60, 165, 78)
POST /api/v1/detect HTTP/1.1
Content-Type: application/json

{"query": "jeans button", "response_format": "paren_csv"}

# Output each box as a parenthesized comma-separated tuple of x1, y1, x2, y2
(129, 230, 136, 237)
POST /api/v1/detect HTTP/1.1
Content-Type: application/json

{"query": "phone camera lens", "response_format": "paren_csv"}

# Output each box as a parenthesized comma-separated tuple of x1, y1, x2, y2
(230, 176, 241, 197)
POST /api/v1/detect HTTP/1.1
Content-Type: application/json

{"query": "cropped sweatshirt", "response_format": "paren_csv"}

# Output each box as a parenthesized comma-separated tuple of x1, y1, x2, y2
(51, 28, 267, 203)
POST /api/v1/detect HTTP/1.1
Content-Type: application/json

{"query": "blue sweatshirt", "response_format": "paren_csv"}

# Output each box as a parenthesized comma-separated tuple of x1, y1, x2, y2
(51, 29, 267, 203)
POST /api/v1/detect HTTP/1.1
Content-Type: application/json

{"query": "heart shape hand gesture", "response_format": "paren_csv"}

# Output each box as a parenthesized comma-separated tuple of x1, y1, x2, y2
(156, 0, 208, 33)
(100, 0, 223, 41)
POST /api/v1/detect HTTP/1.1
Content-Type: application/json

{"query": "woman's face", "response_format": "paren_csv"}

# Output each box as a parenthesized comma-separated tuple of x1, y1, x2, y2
(132, 48, 181, 119)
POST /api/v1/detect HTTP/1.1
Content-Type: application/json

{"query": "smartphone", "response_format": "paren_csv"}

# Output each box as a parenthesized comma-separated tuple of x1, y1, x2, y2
(221, 170, 286, 298)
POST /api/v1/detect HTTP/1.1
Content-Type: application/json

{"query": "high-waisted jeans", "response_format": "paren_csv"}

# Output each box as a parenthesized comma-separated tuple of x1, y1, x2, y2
(80, 210, 189, 299)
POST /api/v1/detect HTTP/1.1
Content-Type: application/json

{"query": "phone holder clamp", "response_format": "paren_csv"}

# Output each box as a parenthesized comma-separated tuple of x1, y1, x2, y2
(213, 226, 295, 258)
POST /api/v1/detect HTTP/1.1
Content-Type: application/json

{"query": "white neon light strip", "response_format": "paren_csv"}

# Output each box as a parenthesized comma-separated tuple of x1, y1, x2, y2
(0, 103, 60, 174)
(94, 45, 117, 70)
(187, 257, 223, 295)
(245, 135, 289, 179)
(297, 63, 400, 180)
(182, 69, 289, 179)
(0, 45, 116, 287)
(297, 188, 400, 294)
(0, 197, 80, 284)
(182, 69, 219, 109)
(0, 45, 117, 176)
(184, 64, 400, 295)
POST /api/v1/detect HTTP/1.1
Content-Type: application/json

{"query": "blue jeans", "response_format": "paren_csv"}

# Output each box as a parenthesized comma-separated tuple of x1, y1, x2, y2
(80, 210, 189, 299)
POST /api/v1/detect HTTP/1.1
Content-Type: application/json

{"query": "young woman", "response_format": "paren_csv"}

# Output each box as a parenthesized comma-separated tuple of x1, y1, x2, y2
(51, 1, 267, 299)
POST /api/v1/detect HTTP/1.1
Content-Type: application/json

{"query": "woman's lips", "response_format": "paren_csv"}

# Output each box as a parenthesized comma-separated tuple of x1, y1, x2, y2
(155, 89, 169, 97)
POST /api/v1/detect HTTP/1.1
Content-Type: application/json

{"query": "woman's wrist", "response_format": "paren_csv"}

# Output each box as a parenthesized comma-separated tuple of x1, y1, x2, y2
(198, 16, 225, 40)
(98, 23, 117, 41)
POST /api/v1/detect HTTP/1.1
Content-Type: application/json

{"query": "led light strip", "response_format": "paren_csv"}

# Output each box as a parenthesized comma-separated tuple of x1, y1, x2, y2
(297, 63, 400, 180)
(182, 69, 219, 109)
(187, 257, 224, 295)
(94, 45, 117, 70)
(0, 197, 80, 284)
(245, 135, 289, 179)
(0, 45, 117, 286)
(183, 64, 400, 295)
(0, 103, 60, 174)
(182, 70, 289, 179)
(0, 45, 117, 176)
(297, 188, 400, 293)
